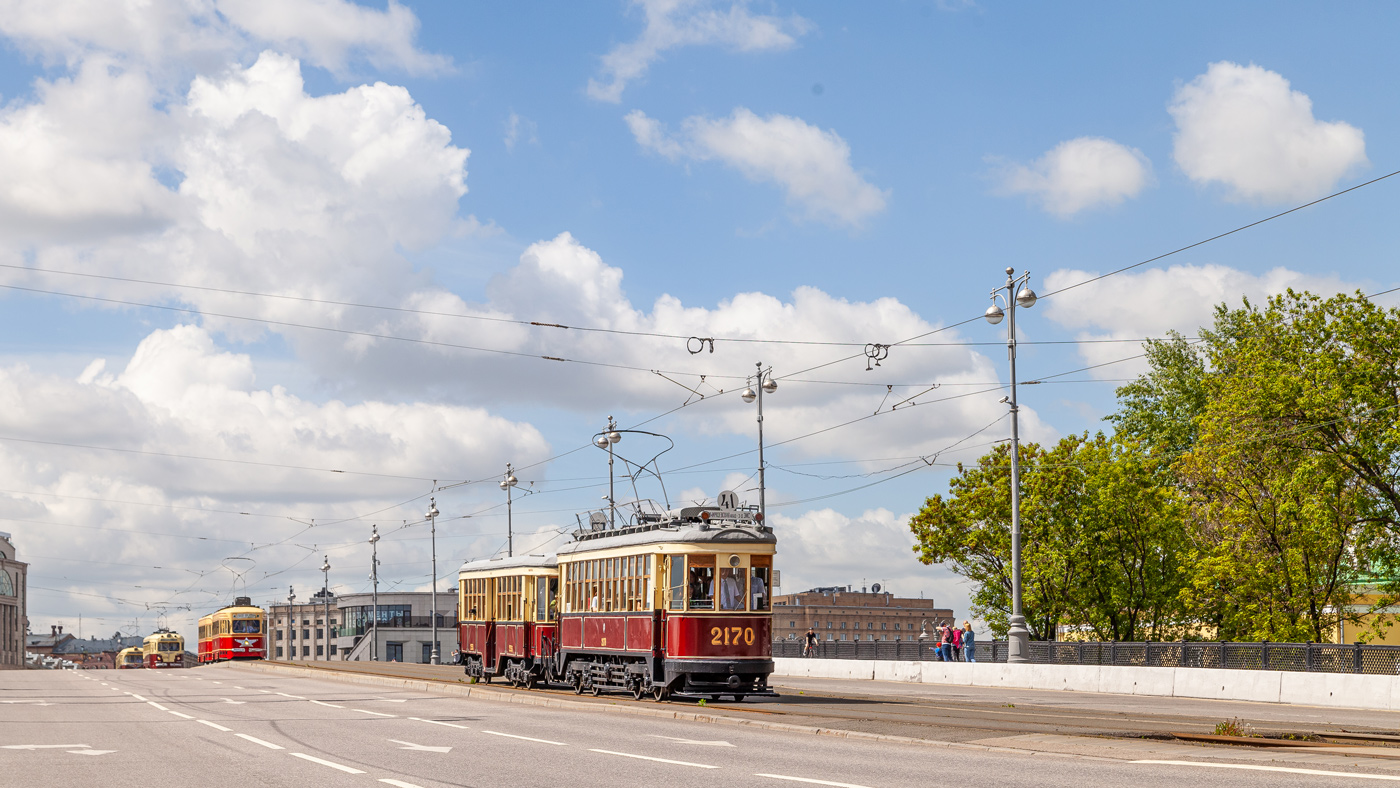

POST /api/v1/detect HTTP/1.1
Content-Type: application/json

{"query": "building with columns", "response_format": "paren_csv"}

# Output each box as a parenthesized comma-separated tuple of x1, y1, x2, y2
(771, 586, 953, 644)
(0, 531, 28, 669)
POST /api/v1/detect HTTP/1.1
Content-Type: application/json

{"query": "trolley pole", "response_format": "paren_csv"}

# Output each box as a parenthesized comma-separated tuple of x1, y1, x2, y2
(369, 525, 380, 662)
(607, 416, 617, 528)
(500, 464, 518, 557)
(320, 556, 331, 661)
(427, 498, 441, 665)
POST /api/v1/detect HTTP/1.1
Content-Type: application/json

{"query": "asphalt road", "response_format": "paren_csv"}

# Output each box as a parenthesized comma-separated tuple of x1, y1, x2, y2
(1, 666, 1397, 788)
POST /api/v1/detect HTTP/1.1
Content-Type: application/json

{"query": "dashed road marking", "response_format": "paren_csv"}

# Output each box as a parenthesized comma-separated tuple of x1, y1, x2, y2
(276, 692, 306, 699)
(1132, 761, 1400, 782)
(410, 718, 469, 730)
(147, 702, 169, 711)
(235, 733, 284, 750)
(351, 708, 395, 717)
(197, 720, 232, 732)
(379, 780, 426, 788)
(290, 752, 365, 774)
(757, 775, 876, 788)
(482, 731, 568, 746)
(310, 700, 344, 709)
(169, 711, 194, 720)
(589, 749, 717, 769)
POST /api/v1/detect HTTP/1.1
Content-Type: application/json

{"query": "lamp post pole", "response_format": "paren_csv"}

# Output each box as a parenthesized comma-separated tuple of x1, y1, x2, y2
(983, 266, 1037, 664)
(369, 525, 380, 662)
(427, 498, 441, 665)
(742, 363, 778, 522)
(286, 587, 295, 662)
(500, 464, 518, 556)
(320, 556, 331, 661)
(593, 418, 621, 528)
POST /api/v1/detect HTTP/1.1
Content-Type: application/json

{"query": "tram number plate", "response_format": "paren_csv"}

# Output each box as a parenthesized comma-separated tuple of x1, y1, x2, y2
(710, 627, 755, 646)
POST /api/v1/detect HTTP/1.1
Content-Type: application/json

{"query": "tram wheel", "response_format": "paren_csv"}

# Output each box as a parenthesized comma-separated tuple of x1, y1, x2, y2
(589, 683, 602, 697)
(572, 675, 584, 695)
(652, 686, 667, 702)
(631, 683, 645, 701)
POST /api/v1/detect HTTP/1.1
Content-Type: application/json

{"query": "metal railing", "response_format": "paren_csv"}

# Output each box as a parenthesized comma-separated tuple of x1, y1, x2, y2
(771, 639, 1400, 675)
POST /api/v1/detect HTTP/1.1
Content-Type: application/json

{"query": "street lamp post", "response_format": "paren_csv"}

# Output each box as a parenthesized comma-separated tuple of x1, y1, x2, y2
(286, 586, 295, 662)
(741, 362, 778, 522)
(320, 556, 331, 661)
(983, 266, 1037, 664)
(369, 525, 380, 662)
(499, 464, 518, 556)
(427, 498, 441, 665)
(592, 418, 621, 527)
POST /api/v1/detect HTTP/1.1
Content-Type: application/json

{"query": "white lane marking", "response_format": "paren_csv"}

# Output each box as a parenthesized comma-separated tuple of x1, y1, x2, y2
(126, 693, 148, 701)
(235, 733, 284, 750)
(68, 749, 116, 756)
(276, 692, 306, 699)
(380, 781, 426, 788)
(233, 686, 244, 690)
(310, 700, 344, 709)
(410, 718, 469, 730)
(0, 700, 50, 706)
(482, 731, 568, 746)
(351, 708, 395, 717)
(1132, 761, 1400, 781)
(212, 681, 223, 684)
(371, 698, 408, 703)
(649, 734, 734, 747)
(290, 752, 366, 774)
(169, 712, 194, 720)
(3, 744, 90, 750)
(259, 690, 272, 693)
(588, 749, 717, 769)
(389, 739, 452, 753)
(147, 702, 169, 711)
(220, 698, 246, 705)
(756, 775, 875, 788)
(197, 720, 232, 732)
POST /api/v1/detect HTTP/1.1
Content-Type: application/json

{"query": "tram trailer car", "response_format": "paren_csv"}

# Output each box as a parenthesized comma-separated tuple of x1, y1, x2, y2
(198, 596, 267, 663)
(117, 646, 145, 669)
(143, 629, 186, 668)
(457, 502, 776, 700)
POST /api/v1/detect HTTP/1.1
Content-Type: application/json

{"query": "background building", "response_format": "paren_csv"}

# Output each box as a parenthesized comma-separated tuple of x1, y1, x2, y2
(334, 592, 457, 663)
(772, 586, 954, 643)
(267, 589, 342, 661)
(0, 532, 28, 669)
(53, 633, 146, 669)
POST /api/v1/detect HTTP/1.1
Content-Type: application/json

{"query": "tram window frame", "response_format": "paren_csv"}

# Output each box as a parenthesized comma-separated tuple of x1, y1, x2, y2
(718, 557, 746, 612)
(668, 556, 685, 611)
(687, 554, 716, 611)
(749, 555, 772, 612)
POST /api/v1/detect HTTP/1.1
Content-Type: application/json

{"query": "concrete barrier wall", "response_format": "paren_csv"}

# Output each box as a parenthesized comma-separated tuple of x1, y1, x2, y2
(771, 656, 1400, 711)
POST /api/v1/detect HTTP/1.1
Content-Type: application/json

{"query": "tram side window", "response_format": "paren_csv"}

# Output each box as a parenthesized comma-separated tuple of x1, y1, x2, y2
(668, 557, 685, 610)
(688, 555, 715, 611)
(536, 576, 558, 621)
(750, 555, 772, 612)
(719, 563, 746, 611)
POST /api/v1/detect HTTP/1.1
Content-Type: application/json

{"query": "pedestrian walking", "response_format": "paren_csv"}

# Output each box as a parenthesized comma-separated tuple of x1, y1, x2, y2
(962, 621, 977, 662)
(951, 625, 963, 661)
(940, 623, 954, 662)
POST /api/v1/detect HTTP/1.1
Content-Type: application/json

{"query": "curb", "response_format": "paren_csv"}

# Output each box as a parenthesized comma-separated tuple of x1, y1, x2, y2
(229, 660, 1117, 760)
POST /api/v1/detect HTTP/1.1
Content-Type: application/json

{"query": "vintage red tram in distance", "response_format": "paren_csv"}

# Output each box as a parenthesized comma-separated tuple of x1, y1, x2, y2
(456, 498, 776, 700)
(197, 597, 267, 663)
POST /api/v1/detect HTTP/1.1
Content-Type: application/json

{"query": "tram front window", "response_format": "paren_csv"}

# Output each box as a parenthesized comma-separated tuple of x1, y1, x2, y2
(718, 566, 746, 611)
(232, 620, 261, 634)
(750, 556, 772, 611)
(158, 642, 180, 652)
(688, 555, 715, 610)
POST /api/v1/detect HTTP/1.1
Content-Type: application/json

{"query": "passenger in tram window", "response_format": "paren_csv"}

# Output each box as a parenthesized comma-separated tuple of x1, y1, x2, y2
(688, 556, 716, 610)
(589, 585, 599, 611)
(750, 567, 769, 611)
(719, 567, 746, 611)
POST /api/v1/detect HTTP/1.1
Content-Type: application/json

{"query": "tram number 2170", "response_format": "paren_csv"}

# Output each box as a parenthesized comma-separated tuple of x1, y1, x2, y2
(710, 626, 756, 646)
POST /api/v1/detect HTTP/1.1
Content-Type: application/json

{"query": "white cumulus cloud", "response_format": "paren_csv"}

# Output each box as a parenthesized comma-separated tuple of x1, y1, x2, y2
(626, 108, 888, 227)
(1042, 263, 1358, 376)
(1170, 61, 1367, 203)
(995, 137, 1152, 217)
(588, 0, 811, 102)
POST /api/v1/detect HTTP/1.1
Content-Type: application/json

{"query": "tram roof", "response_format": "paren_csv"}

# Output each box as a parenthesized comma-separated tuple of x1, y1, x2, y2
(556, 507, 776, 557)
(458, 553, 558, 574)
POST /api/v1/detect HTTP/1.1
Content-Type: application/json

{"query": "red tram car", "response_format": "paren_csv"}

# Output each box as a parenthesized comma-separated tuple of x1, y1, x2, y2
(458, 502, 776, 700)
(197, 597, 267, 663)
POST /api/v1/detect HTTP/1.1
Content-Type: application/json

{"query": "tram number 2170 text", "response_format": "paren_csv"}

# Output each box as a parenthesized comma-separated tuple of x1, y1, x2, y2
(710, 627, 756, 646)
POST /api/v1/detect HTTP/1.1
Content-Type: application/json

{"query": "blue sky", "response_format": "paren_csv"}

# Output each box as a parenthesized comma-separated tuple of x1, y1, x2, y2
(0, 0, 1396, 641)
